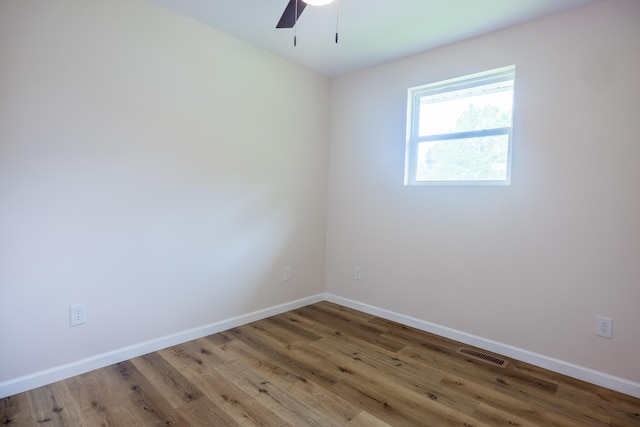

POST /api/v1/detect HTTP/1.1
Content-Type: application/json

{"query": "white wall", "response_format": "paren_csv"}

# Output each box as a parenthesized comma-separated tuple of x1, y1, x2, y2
(0, 0, 329, 384)
(326, 0, 640, 384)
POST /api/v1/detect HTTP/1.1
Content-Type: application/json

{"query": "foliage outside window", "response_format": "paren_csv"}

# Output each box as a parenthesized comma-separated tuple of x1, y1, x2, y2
(405, 66, 516, 185)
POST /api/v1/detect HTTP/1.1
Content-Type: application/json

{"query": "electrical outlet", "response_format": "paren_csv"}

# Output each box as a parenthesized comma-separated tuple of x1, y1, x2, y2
(284, 266, 292, 281)
(69, 304, 86, 326)
(595, 316, 612, 338)
(354, 266, 362, 280)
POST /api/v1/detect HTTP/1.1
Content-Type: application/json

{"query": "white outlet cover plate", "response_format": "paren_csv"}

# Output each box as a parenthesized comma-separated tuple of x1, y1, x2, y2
(70, 304, 86, 326)
(595, 315, 612, 338)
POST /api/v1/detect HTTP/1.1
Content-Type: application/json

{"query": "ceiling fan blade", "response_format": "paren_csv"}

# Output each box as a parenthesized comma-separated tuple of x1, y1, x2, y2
(276, 0, 307, 28)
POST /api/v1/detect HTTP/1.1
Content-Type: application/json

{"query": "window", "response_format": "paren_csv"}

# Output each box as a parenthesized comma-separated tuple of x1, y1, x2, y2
(405, 65, 515, 185)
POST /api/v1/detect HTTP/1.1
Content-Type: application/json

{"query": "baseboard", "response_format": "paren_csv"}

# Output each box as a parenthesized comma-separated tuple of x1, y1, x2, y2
(325, 293, 640, 399)
(0, 294, 325, 399)
(4, 292, 638, 400)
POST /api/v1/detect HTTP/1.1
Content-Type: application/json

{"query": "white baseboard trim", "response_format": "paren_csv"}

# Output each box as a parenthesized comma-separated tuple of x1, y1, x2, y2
(325, 293, 640, 399)
(0, 294, 324, 399)
(3, 292, 638, 400)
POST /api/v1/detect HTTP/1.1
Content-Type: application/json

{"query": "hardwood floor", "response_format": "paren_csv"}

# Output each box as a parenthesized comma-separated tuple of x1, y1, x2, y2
(2, 301, 639, 426)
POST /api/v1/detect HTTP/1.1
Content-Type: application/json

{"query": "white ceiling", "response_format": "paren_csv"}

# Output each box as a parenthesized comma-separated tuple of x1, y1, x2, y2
(151, 0, 601, 77)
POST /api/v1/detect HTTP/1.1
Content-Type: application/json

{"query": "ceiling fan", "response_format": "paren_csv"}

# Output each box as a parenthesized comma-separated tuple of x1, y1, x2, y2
(276, 0, 336, 29)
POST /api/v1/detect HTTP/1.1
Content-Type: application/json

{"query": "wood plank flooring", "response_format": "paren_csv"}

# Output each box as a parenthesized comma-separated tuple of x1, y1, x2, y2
(2, 301, 639, 426)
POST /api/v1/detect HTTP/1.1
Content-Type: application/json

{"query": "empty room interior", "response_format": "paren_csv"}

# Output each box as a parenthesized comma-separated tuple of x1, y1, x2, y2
(1, 0, 639, 424)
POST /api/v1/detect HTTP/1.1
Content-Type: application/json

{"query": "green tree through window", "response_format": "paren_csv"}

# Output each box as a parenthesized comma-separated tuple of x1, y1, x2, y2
(420, 104, 511, 181)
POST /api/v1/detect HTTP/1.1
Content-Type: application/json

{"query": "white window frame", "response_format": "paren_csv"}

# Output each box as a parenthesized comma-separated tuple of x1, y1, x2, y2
(404, 65, 516, 186)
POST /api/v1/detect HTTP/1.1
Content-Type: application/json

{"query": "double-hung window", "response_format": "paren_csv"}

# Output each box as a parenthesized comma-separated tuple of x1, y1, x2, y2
(405, 65, 515, 185)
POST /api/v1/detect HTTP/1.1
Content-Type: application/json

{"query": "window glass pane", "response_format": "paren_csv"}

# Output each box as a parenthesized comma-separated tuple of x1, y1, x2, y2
(418, 86, 513, 137)
(405, 65, 515, 185)
(416, 135, 510, 181)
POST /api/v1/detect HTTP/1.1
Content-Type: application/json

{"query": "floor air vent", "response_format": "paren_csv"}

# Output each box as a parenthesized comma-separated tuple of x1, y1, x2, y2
(456, 347, 509, 368)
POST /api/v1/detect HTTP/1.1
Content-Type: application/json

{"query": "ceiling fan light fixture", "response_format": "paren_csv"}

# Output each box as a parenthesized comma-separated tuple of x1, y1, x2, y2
(302, 0, 334, 6)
